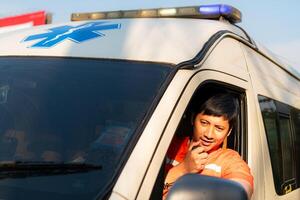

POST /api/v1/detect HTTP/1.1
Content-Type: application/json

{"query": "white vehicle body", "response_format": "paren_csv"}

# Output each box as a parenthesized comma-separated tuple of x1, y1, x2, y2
(0, 5, 299, 200)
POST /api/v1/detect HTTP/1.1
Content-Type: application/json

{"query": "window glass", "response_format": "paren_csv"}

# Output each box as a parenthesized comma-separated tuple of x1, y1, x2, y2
(258, 96, 282, 193)
(278, 116, 294, 181)
(0, 57, 172, 200)
(258, 95, 297, 195)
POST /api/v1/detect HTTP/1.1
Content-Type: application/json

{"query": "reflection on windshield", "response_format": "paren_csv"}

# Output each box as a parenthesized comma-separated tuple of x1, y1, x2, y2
(0, 160, 102, 180)
(0, 57, 171, 199)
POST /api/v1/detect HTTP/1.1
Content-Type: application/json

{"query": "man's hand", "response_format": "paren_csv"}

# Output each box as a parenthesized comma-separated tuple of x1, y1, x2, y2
(182, 140, 208, 173)
(164, 140, 209, 199)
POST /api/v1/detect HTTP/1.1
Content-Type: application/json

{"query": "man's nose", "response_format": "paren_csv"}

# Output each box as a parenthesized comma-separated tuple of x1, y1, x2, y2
(204, 126, 214, 139)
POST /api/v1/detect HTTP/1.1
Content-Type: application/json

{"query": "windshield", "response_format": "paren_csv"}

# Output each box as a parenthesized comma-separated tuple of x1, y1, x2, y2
(0, 57, 172, 199)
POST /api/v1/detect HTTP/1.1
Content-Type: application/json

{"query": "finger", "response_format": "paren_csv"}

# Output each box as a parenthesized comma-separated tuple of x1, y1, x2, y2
(195, 155, 208, 164)
(200, 163, 206, 170)
(192, 146, 206, 154)
(188, 139, 201, 151)
(195, 159, 207, 171)
(198, 152, 208, 158)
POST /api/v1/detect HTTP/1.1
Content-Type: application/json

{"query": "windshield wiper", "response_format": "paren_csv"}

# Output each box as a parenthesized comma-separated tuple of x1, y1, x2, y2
(0, 161, 102, 179)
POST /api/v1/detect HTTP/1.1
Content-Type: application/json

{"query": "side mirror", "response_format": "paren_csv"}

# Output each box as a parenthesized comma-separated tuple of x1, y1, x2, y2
(166, 174, 248, 200)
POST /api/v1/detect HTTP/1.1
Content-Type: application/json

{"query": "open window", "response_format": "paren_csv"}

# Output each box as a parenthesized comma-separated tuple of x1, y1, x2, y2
(150, 82, 247, 199)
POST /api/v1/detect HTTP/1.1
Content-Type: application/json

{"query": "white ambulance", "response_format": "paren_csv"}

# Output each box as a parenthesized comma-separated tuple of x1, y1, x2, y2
(0, 4, 299, 200)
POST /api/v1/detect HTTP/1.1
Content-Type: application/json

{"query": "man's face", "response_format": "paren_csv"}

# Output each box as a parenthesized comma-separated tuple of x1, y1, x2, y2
(193, 113, 230, 153)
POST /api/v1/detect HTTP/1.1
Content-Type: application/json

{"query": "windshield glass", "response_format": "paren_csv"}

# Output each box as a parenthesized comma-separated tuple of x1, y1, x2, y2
(0, 57, 172, 199)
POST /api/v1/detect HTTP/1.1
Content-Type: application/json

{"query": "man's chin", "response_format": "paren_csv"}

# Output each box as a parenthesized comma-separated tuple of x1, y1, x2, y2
(203, 145, 221, 153)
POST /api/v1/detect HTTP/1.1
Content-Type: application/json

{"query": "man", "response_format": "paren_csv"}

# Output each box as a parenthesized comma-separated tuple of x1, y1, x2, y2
(163, 93, 253, 199)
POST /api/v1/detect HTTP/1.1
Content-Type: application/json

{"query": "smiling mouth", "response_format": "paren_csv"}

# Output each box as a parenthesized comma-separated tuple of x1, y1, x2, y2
(200, 138, 214, 147)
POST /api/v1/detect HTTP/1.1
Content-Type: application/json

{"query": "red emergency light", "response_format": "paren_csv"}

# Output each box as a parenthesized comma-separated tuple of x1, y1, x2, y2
(0, 11, 47, 27)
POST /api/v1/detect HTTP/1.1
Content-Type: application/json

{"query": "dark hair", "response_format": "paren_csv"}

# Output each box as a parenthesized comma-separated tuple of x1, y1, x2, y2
(197, 93, 239, 129)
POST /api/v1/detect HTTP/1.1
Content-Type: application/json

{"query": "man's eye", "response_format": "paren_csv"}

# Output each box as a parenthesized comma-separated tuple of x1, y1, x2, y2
(200, 120, 208, 125)
(215, 126, 224, 131)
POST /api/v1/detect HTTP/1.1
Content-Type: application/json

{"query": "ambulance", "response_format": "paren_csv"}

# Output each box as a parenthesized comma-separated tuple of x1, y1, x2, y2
(0, 4, 299, 200)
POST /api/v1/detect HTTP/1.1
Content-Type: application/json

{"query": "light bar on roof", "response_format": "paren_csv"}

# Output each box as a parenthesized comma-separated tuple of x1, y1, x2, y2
(71, 4, 242, 24)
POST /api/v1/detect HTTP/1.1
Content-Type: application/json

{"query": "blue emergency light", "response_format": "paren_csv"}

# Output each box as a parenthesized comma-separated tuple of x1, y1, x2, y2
(198, 5, 241, 23)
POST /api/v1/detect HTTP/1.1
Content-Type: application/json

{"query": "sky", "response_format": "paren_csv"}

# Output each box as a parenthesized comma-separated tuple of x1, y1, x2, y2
(0, 0, 299, 70)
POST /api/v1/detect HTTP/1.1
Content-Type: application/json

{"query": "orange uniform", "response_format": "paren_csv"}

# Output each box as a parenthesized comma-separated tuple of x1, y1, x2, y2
(164, 136, 254, 195)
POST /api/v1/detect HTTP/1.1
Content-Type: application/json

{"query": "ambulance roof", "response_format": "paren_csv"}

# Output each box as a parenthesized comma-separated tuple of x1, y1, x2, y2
(256, 42, 300, 80)
(0, 18, 248, 65)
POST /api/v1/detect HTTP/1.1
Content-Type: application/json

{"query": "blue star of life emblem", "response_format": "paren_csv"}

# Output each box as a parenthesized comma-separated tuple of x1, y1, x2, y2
(23, 21, 121, 48)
